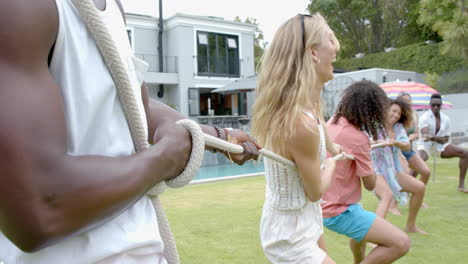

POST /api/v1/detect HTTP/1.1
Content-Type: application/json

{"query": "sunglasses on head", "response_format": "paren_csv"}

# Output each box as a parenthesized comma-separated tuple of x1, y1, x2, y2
(298, 14, 313, 49)
(398, 91, 411, 98)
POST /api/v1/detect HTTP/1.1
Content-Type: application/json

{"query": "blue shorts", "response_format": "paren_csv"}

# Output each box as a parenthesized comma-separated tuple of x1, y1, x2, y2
(323, 204, 377, 242)
(402, 150, 416, 160)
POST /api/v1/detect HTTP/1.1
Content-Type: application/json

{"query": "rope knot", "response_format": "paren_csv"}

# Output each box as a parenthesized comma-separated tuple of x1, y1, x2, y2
(148, 119, 205, 196)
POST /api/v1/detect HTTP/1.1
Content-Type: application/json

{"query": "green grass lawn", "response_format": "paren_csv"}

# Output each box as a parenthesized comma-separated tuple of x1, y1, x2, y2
(161, 158, 468, 263)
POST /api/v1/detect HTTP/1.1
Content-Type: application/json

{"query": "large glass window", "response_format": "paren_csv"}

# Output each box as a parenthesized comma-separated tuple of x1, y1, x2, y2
(197, 31, 240, 77)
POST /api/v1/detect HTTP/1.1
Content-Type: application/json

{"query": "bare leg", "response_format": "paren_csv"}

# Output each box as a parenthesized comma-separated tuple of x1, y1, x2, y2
(361, 216, 410, 264)
(350, 238, 366, 264)
(414, 150, 429, 179)
(408, 153, 431, 207)
(396, 172, 427, 234)
(418, 150, 428, 162)
(408, 153, 431, 185)
(318, 234, 327, 252)
(374, 174, 393, 219)
(318, 235, 336, 264)
(440, 144, 468, 192)
(389, 199, 402, 216)
(399, 153, 411, 174)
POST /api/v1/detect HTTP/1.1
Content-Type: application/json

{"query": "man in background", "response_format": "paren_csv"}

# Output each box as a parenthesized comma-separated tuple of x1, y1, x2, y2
(418, 93, 468, 193)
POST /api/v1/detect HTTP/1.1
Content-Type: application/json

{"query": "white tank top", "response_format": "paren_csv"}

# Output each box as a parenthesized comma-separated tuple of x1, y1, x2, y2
(53, 0, 148, 155)
(264, 112, 326, 210)
(0, 0, 165, 263)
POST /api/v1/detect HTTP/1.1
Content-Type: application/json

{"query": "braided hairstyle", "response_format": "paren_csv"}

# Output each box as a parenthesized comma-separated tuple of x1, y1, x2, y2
(332, 80, 389, 140)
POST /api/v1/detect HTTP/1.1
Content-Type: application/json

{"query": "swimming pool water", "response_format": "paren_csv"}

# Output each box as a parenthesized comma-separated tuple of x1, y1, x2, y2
(194, 160, 265, 180)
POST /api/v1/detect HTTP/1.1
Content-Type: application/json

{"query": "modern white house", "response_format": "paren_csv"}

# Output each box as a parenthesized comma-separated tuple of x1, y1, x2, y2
(125, 12, 257, 167)
(125, 12, 257, 130)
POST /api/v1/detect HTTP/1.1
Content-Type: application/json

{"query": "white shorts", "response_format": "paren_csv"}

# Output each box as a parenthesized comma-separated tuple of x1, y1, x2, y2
(416, 142, 448, 158)
(260, 201, 326, 264)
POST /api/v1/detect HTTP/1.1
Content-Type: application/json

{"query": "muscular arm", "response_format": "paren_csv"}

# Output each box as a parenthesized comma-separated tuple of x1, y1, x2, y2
(420, 127, 449, 144)
(288, 116, 335, 202)
(432, 136, 449, 144)
(0, 1, 190, 252)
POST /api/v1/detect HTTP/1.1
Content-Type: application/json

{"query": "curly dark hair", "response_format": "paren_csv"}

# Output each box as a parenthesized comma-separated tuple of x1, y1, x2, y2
(390, 98, 413, 129)
(332, 80, 389, 140)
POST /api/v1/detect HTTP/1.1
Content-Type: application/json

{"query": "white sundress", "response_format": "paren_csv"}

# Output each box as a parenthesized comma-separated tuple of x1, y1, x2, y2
(260, 112, 327, 264)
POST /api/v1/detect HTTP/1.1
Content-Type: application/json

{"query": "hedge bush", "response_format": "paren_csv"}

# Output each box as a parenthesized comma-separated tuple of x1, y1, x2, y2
(334, 42, 465, 75)
(438, 67, 468, 93)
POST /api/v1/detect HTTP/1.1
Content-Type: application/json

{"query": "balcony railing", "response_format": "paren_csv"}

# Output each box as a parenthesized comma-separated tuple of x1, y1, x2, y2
(135, 53, 178, 73)
(195, 116, 251, 133)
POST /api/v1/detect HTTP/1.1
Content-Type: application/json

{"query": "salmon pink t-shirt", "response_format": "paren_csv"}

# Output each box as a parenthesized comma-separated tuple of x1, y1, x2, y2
(321, 116, 375, 218)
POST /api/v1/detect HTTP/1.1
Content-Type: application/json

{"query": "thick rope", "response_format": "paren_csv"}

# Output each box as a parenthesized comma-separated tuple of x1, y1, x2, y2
(71, 1, 205, 263)
(72, 0, 149, 153)
(371, 143, 387, 149)
(72, 1, 355, 262)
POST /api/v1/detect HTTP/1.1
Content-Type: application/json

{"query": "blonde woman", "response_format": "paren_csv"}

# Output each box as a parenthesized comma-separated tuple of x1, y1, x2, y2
(252, 14, 341, 264)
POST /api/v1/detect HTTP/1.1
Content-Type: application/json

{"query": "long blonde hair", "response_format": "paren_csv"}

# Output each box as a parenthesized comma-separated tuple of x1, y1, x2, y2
(252, 14, 339, 154)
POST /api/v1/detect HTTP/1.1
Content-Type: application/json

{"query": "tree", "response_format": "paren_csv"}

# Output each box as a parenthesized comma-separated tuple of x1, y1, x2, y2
(398, 0, 442, 46)
(424, 71, 441, 90)
(307, 0, 423, 58)
(234, 16, 267, 70)
(418, 0, 468, 60)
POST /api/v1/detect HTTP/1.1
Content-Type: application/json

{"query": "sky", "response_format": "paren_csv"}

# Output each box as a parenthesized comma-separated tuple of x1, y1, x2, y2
(121, 0, 311, 44)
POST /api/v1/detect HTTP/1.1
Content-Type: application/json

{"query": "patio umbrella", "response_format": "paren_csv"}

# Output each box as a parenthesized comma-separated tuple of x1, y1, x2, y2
(211, 75, 257, 94)
(380, 81, 453, 110)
